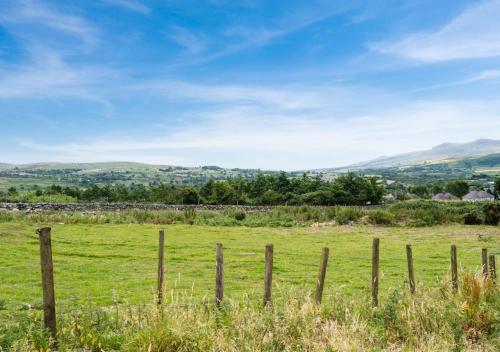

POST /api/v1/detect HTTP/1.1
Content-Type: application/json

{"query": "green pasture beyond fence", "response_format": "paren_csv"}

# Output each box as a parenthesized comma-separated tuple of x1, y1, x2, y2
(28, 227, 498, 346)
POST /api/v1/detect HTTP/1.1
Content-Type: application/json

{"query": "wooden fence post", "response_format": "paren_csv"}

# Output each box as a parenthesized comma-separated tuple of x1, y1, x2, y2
(451, 245, 458, 293)
(315, 247, 329, 304)
(263, 244, 274, 306)
(372, 238, 380, 307)
(406, 244, 415, 294)
(482, 248, 488, 278)
(37, 227, 57, 346)
(215, 243, 224, 306)
(157, 229, 165, 305)
(489, 255, 496, 280)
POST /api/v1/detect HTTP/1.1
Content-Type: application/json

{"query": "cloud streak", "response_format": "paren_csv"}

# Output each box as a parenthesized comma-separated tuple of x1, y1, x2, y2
(0, 0, 98, 47)
(371, 0, 500, 62)
(102, 0, 150, 14)
(168, 25, 207, 53)
(16, 100, 500, 169)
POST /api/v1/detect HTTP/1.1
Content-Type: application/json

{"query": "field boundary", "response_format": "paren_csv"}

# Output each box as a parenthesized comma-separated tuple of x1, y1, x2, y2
(32, 226, 498, 347)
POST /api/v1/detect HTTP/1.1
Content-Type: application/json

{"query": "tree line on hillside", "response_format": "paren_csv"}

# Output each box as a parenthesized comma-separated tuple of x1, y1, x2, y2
(1, 172, 385, 206)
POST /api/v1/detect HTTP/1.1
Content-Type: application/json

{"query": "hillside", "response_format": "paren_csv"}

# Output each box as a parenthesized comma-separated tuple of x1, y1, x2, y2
(0, 161, 295, 191)
(355, 153, 500, 184)
(339, 139, 500, 170)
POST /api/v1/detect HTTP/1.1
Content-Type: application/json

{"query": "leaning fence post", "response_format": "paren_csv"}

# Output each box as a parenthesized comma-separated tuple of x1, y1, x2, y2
(157, 229, 165, 305)
(215, 243, 224, 306)
(451, 245, 458, 293)
(263, 244, 274, 306)
(489, 255, 496, 280)
(315, 247, 329, 304)
(406, 244, 415, 294)
(37, 227, 57, 346)
(481, 248, 488, 278)
(372, 238, 380, 307)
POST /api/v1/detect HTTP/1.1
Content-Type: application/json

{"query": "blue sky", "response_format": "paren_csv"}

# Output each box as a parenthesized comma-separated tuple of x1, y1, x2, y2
(1, 0, 500, 170)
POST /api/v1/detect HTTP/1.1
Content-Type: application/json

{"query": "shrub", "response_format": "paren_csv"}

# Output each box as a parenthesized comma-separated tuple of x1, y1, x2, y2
(368, 210, 395, 225)
(183, 208, 197, 225)
(483, 203, 500, 226)
(233, 210, 246, 221)
(463, 212, 483, 225)
(334, 207, 364, 225)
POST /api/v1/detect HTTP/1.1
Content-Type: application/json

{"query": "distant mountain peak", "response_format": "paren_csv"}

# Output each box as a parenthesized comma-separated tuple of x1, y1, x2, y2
(337, 139, 500, 170)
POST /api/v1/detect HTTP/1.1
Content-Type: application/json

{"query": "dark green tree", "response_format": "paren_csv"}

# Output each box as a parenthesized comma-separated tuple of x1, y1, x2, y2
(494, 177, 500, 199)
(7, 187, 18, 196)
(209, 181, 237, 204)
(410, 185, 431, 198)
(444, 180, 469, 198)
(181, 186, 201, 204)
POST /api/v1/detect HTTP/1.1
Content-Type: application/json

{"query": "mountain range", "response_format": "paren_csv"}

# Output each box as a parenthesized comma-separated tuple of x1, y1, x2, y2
(332, 139, 500, 171)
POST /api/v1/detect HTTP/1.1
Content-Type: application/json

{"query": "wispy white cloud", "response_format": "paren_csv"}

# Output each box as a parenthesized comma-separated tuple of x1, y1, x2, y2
(166, 4, 346, 67)
(467, 70, 500, 82)
(16, 100, 500, 169)
(0, 0, 98, 47)
(135, 81, 339, 110)
(168, 25, 207, 53)
(0, 1, 114, 112)
(102, 0, 150, 15)
(371, 0, 500, 62)
(406, 68, 500, 94)
(0, 45, 116, 116)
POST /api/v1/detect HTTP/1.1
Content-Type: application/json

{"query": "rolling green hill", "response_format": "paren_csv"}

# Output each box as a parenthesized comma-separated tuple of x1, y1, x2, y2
(0, 161, 298, 191)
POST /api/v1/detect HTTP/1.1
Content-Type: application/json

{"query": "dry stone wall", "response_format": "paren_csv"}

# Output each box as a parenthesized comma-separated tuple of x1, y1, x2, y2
(0, 202, 274, 213)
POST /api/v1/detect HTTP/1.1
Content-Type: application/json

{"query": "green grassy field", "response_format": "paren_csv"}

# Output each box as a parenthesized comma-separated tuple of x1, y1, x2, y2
(1, 223, 498, 311)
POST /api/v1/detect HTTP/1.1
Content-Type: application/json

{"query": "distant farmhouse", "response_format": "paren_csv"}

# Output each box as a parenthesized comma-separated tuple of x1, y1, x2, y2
(432, 192, 459, 201)
(383, 194, 395, 202)
(462, 190, 494, 202)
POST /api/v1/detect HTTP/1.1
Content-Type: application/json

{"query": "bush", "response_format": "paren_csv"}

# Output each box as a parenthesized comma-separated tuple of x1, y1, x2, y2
(483, 203, 500, 226)
(463, 212, 483, 225)
(183, 208, 197, 225)
(233, 210, 246, 221)
(334, 207, 364, 225)
(368, 210, 395, 225)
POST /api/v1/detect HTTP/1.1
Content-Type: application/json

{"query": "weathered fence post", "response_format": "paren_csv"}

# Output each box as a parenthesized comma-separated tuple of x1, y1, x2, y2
(372, 238, 380, 307)
(481, 248, 488, 278)
(263, 244, 274, 306)
(37, 227, 57, 346)
(489, 255, 496, 280)
(157, 229, 165, 305)
(315, 247, 329, 304)
(451, 245, 458, 293)
(406, 244, 415, 294)
(215, 243, 224, 306)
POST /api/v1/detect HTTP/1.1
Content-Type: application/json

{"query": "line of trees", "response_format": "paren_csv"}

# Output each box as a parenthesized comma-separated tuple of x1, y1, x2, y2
(1, 172, 385, 206)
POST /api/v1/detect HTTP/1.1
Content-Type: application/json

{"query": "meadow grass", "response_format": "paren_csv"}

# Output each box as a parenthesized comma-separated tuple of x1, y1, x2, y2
(1, 272, 498, 351)
(1, 222, 499, 351)
(0, 223, 498, 310)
